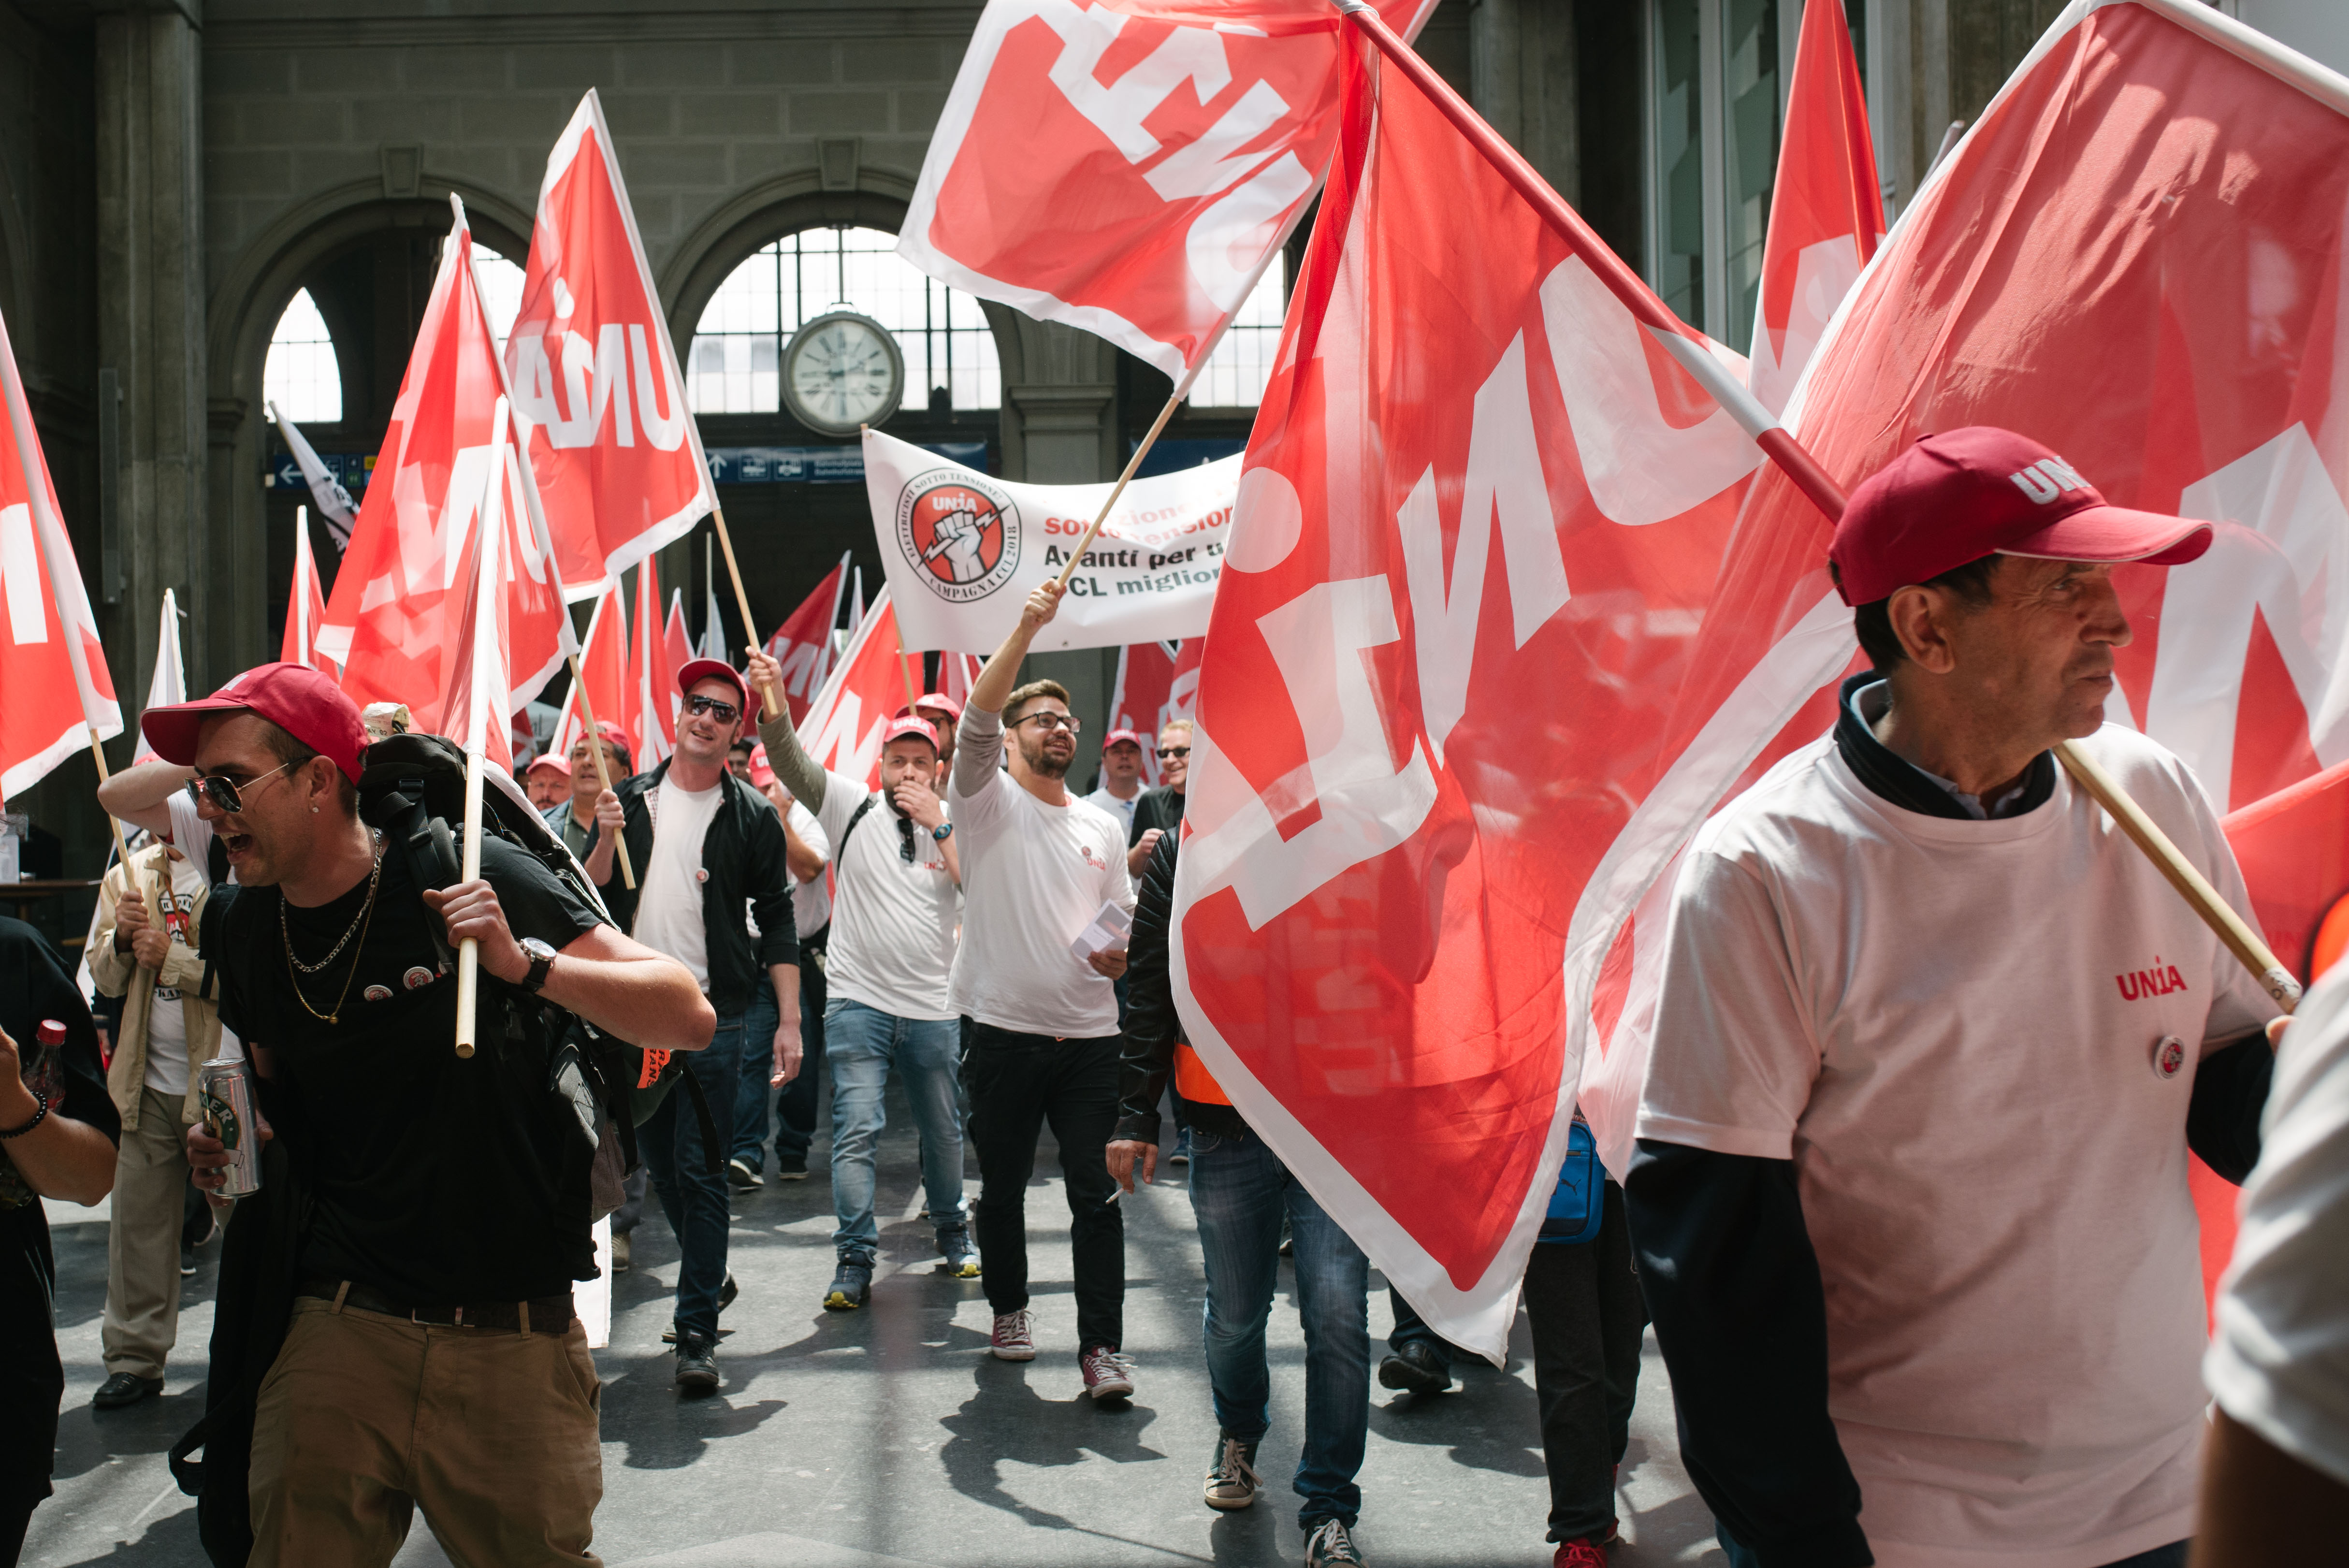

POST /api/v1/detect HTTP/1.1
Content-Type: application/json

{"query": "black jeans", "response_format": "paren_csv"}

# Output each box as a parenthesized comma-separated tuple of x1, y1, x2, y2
(961, 1021, 1124, 1351)
(1524, 1181, 1647, 1543)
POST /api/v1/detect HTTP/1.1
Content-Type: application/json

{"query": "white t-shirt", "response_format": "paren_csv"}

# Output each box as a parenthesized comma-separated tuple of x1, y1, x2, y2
(2206, 958, 2349, 1489)
(1084, 785, 1139, 837)
(808, 768, 962, 1021)
(948, 708, 1133, 1037)
(142, 849, 212, 1097)
(1637, 723, 2277, 1568)
(166, 790, 230, 884)
(632, 776, 724, 990)
(786, 800, 832, 937)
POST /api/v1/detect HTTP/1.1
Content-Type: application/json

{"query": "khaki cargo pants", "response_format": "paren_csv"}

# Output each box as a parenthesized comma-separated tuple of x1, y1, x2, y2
(248, 1295, 604, 1568)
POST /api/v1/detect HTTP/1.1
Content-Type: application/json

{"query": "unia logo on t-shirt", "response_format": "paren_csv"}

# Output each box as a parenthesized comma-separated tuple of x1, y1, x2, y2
(2115, 958, 2188, 1000)
(897, 470, 1020, 604)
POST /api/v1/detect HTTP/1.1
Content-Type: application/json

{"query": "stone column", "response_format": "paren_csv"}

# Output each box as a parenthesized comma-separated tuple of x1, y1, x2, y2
(97, 0, 216, 700)
(1470, 0, 1578, 202)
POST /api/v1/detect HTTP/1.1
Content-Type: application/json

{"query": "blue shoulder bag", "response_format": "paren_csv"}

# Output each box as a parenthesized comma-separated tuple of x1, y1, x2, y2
(1537, 1119, 1604, 1246)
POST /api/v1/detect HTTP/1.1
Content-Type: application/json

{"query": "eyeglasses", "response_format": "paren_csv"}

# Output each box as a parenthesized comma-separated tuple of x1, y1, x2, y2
(1011, 712, 1081, 735)
(895, 813, 918, 866)
(184, 760, 297, 815)
(1156, 746, 1191, 760)
(684, 694, 741, 725)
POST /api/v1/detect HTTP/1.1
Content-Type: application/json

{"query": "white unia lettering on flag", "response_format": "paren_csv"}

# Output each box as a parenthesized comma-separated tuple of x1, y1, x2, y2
(1167, 39, 1767, 1360)
(865, 429, 1235, 652)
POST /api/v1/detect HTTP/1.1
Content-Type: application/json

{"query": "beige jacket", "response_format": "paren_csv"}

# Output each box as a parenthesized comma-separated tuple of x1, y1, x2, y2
(89, 842, 226, 1132)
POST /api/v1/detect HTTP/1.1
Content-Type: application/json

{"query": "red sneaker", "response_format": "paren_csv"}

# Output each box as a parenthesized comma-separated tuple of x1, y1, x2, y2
(1554, 1539, 1609, 1568)
(1080, 1344, 1136, 1401)
(990, 1309, 1036, 1361)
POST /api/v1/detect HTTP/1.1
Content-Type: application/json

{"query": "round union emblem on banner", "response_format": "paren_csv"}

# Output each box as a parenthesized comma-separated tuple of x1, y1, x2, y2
(896, 470, 1020, 604)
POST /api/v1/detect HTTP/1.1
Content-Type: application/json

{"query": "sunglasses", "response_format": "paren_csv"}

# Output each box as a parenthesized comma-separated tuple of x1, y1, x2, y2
(1156, 746, 1191, 760)
(895, 813, 918, 866)
(184, 759, 297, 815)
(684, 693, 741, 725)
(1012, 712, 1081, 735)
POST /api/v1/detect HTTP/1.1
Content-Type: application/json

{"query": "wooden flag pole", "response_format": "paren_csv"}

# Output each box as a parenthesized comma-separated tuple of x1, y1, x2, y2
(454, 742, 485, 1059)
(85, 726, 135, 880)
(454, 398, 515, 1059)
(1050, 388, 1188, 595)
(1341, 0, 2305, 1015)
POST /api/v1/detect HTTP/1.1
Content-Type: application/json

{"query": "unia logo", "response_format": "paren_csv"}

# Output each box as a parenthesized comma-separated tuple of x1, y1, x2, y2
(897, 471, 1020, 604)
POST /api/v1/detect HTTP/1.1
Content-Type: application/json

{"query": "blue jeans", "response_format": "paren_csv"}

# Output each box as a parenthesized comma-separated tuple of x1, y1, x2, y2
(1189, 1125, 1370, 1532)
(729, 978, 787, 1169)
(826, 1000, 966, 1261)
(640, 1011, 743, 1342)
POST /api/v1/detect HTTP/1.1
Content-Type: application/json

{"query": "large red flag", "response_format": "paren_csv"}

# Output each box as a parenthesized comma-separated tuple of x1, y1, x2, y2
(281, 509, 331, 671)
(1745, 0, 1883, 416)
(0, 305, 120, 802)
(901, 0, 1437, 381)
(798, 591, 908, 792)
(508, 90, 715, 599)
(764, 553, 851, 726)
(551, 585, 631, 765)
(320, 213, 569, 739)
(1108, 638, 1202, 786)
(628, 557, 673, 768)
(1169, 33, 1767, 1354)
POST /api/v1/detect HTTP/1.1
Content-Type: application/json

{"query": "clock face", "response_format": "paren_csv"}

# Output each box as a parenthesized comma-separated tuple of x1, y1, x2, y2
(783, 311, 904, 435)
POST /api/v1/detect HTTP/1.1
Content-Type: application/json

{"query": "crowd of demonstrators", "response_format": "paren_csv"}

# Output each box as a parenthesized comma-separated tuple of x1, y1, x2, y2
(744, 648, 978, 1308)
(1123, 718, 1188, 878)
(593, 660, 801, 1394)
(135, 664, 711, 1565)
(1112, 824, 1375, 1568)
(524, 753, 569, 810)
(730, 741, 831, 1187)
(1084, 728, 1145, 836)
(951, 582, 1137, 1395)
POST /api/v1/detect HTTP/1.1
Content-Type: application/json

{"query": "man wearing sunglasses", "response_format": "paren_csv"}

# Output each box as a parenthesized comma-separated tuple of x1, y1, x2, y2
(946, 581, 1138, 1400)
(592, 659, 802, 1395)
(1124, 718, 1191, 877)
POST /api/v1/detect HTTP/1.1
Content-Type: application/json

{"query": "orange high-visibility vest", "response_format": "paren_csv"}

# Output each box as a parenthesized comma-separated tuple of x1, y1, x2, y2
(1173, 1043, 1232, 1106)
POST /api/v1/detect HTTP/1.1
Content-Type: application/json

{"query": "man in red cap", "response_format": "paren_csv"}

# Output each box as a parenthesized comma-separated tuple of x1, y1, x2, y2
(592, 658, 801, 1394)
(522, 753, 569, 811)
(912, 690, 962, 777)
(1627, 430, 2282, 1568)
(1085, 729, 1146, 840)
(546, 725, 631, 893)
(152, 663, 711, 1566)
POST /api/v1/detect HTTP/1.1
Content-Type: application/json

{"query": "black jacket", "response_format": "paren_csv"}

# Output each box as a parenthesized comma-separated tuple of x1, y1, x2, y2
(596, 760, 798, 1017)
(1114, 830, 1246, 1144)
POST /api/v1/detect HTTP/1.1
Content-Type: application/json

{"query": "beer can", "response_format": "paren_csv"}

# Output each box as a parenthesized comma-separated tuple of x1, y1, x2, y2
(197, 1060, 262, 1198)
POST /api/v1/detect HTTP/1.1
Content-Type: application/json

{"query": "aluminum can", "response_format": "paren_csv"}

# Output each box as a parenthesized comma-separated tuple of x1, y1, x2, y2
(196, 1060, 262, 1198)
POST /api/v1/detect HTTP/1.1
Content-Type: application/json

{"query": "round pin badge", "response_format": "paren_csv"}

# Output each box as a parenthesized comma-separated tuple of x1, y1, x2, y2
(363, 984, 392, 1003)
(402, 965, 435, 991)
(2153, 1034, 2188, 1080)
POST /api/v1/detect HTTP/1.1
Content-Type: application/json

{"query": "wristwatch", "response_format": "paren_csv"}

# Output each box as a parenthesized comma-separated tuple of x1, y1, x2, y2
(931, 822, 954, 842)
(520, 937, 558, 995)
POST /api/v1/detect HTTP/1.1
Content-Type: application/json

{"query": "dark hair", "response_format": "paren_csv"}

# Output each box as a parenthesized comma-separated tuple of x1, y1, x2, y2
(729, 738, 753, 755)
(262, 720, 358, 813)
(1850, 555, 2002, 670)
(1004, 679, 1072, 727)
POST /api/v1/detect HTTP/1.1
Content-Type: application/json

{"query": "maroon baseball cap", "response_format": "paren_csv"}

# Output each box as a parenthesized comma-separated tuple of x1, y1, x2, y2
(677, 658, 761, 725)
(140, 663, 369, 784)
(1102, 728, 1145, 752)
(1828, 427, 2214, 606)
(913, 691, 963, 723)
(883, 714, 941, 752)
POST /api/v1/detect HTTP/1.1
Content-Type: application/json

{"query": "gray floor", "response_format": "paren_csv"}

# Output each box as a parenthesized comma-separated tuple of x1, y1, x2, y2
(25, 1075, 1725, 1568)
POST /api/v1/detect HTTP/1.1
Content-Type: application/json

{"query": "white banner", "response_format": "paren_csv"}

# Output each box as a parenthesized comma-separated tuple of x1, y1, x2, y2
(862, 428, 1235, 653)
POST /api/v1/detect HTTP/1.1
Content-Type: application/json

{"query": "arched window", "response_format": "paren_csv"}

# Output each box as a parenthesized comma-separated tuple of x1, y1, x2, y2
(687, 227, 1000, 416)
(263, 288, 341, 423)
(1187, 259, 1288, 408)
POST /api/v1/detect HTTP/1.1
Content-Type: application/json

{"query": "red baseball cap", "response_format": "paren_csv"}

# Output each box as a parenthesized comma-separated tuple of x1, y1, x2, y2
(747, 742, 776, 789)
(1828, 427, 2214, 606)
(1102, 728, 1145, 752)
(140, 663, 369, 784)
(676, 659, 761, 725)
(913, 691, 963, 723)
(883, 715, 941, 752)
(526, 753, 572, 778)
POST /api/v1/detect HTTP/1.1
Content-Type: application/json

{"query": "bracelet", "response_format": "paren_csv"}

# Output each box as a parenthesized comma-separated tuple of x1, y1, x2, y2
(0, 1092, 49, 1140)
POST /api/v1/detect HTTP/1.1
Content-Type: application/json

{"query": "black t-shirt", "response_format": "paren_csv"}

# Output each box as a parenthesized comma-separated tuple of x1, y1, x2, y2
(1129, 785, 1186, 847)
(214, 836, 602, 1304)
(0, 918, 118, 1507)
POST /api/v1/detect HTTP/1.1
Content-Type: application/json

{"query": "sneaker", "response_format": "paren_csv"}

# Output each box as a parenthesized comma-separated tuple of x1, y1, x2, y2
(726, 1157, 763, 1190)
(1169, 1129, 1193, 1166)
(1304, 1518, 1365, 1567)
(1554, 1539, 1608, 1568)
(825, 1258, 873, 1311)
(990, 1308, 1036, 1361)
(773, 1153, 810, 1181)
(92, 1373, 162, 1409)
(719, 1272, 740, 1313)
(1203, 1434, 1262, 1510)
(179, 1249, 196, 1278)
(611, 1231, 631, 1273)
(1080, 1344, 1135, 1402)
(673, 1331, 719, 1394)
(937, 1225, 981, 1278)
(1378, 1340, 1450, 1395)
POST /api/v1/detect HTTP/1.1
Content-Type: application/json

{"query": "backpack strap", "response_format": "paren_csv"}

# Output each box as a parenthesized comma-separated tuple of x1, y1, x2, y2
(835, 794, 881, 861)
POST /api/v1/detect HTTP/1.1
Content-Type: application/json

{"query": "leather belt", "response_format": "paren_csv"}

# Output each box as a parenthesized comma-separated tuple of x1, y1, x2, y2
(298, 1278, 576, 1335)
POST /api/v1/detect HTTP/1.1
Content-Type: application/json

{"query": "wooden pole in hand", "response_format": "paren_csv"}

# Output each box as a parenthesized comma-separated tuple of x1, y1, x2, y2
(454, 396, 514, 1059)
(1339, 0, 2305, 1015)
(454, 741, 484, 1059)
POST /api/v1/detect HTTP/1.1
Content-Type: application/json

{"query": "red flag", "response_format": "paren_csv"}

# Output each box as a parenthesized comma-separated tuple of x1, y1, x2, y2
(509, 90, 715, 598)
(798, 591, 907, 791)
(901, 0, 1436, 381)
(663, 589, 692, 723)
(551, 585, 631, 764)
(629, 557, 672, 768)
(1108, 638, 1202, 786)
(0, 305, 120, 801)
(764, 553, 851, 725)
(1745, 0, 1883, 415)
(939, 648, 981, 711)
(282, 509, 331, 671)
(320, 211, 569, 739)
(1168, 35, 1766, 1354)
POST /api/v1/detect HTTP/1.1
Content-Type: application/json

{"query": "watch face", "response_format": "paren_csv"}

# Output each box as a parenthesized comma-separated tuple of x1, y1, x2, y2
(522, 938, 558, 963)
(783, 311, 903, 435)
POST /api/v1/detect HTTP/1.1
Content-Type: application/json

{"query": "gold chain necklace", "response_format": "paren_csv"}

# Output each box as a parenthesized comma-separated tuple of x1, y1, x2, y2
(282, 839, 384, 1027)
